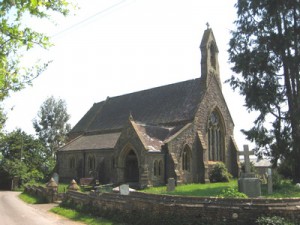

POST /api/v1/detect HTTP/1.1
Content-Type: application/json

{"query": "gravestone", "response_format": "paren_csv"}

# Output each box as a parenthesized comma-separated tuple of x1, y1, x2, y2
(267, 168, 273, 194)
(167, 178, 176, 192)
(120, 184, 130, 195)
(52, 172, 59, 185)
(238, 145, 261, 197)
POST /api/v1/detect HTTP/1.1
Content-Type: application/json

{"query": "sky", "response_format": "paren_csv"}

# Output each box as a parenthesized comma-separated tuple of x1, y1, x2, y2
(4, 0, 257, 150)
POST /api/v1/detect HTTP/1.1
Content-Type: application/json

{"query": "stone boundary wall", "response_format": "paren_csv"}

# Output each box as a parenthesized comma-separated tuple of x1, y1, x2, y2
(63, 191, 300, 225)
(24, 185, 64, 203)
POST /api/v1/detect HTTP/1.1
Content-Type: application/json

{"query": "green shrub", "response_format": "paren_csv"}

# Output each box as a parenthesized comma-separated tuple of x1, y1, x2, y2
(256, 216, 295, 225)
(209, 162, 232, 182)
(271, 170, 283, 189)
(217, 187, 248, 198)
(277, 160, 293, 179)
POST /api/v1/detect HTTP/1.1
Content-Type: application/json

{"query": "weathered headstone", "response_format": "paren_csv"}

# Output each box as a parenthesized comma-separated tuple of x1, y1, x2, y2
(52, 172, 59, 185)
(120, 184, 130, 195)
(238, 145, 261, 197)
(167, 178, 176, 192)
(267, 168, 273, 194)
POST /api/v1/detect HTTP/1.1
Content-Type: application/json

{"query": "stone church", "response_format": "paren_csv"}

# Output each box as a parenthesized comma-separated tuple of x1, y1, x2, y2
(57, 28, 239, 187)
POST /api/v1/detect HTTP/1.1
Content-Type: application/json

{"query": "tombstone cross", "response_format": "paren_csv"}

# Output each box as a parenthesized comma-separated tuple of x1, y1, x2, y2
(239, 145, 254, 174)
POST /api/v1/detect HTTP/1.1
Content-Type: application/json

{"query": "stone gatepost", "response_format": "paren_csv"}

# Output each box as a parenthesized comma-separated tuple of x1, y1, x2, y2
(46, 178, 58, 203)
(68, 179, 80, 191)
(238, 145, 261, 197)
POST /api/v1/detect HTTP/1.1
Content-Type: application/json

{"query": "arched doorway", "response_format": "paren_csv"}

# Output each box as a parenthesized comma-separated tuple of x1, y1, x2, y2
(124, 149, 139, 183)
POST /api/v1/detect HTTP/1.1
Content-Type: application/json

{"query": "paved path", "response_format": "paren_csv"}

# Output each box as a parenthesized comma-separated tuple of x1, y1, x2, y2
(0, 191, 84, 225)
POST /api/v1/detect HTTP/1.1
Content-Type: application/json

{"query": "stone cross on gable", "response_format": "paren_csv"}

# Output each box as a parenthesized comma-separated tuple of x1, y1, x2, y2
(206, 22, 210, 29)
(239, 145, 254, 174)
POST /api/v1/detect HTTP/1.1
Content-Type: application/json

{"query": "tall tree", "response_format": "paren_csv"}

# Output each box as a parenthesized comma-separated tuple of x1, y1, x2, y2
(0, 0, 73, 131)
(228, 0, 300, 182)
(0, 129, 49, 183)
(33, 96, 71, 158)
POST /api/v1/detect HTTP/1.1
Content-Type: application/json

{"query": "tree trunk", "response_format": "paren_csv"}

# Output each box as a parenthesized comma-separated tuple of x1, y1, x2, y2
(292, 120, 300, 183)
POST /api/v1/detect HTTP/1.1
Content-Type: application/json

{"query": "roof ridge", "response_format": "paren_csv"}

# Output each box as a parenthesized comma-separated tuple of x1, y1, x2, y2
(102, 77, 200, 102)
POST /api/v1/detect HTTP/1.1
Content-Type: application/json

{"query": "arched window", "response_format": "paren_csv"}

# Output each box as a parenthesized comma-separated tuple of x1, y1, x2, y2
(88, 155, 96, 170)
(208, 111, 224, 161)
(69, 157, 75, 169)
(158, 160, 163, 176)
(210, 42, 216, 69)
(153, 160, 158, 176)
(182, 146, 192, 172)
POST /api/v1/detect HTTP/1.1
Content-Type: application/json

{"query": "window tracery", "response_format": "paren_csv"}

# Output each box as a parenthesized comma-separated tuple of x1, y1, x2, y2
(208, 111, 224, 161)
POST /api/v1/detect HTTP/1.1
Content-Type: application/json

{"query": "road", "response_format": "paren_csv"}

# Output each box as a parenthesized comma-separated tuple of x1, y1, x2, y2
(0, 191, 84, 225)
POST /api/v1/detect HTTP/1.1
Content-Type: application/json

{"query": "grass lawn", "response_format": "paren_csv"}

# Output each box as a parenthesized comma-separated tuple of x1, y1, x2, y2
(143, 179, 300, 198)
(19, 192, 46, 204)
(262, 181, 300, 198)
(50, 206, 122, 225)
(143, 179, 237, 197)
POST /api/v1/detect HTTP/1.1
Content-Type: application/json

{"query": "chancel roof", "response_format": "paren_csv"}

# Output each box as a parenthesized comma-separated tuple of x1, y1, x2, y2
(71, 78, 204, 135)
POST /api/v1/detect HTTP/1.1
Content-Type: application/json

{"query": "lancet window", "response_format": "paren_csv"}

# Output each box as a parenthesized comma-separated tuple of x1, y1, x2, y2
(208, 111, 224, 161)
(182, 145, 192, 172)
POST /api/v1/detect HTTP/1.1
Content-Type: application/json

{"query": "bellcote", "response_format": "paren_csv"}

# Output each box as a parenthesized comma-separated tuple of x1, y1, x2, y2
(200, 28, 221, 89)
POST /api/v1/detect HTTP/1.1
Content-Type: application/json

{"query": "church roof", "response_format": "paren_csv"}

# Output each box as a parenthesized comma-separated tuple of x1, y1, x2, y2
(131, 120, 186, 151)
(59, 132, 121, 151)
(71, 78, 204, 135)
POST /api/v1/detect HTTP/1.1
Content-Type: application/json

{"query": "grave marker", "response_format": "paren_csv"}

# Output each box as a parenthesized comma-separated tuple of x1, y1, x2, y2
(167, 178, 176, 192)
(239, 145, 254, 175)
(267, 168, 273, 194)
(52, 172, 59, 185)
(238, 145, 261, 197)
(120, 184, 130, 195)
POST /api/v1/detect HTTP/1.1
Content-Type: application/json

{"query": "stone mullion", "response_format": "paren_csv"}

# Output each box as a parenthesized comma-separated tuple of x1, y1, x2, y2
(208, 128, 212, 160)
(213, 128, 217, 161)
(217, 128, 220, 161)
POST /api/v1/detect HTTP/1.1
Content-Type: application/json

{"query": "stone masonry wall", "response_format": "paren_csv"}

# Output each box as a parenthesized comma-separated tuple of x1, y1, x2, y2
(24, 185, 63, 203)
(63, 191, 300, 225)
(195, 76, 238, 176)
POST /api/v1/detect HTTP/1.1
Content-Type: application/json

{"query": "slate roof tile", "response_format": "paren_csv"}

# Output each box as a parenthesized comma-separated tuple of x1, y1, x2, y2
(70, 78, 204, 135)
(60, 132, 121, 151)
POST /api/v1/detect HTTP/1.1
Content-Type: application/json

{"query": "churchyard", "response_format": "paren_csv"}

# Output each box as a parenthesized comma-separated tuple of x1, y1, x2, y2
(21, 145, 300, 225)
(22, 175, 300, 225)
